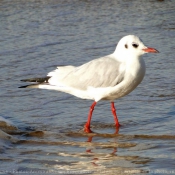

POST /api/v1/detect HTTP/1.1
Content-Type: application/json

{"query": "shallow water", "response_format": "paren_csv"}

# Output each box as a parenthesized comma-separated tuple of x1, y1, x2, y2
(0, 0, 175, 174)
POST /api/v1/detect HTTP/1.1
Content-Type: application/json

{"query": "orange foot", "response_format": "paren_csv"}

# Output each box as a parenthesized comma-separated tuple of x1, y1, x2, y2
(115, 122, 121, 128)
(84, 124, 93, 133)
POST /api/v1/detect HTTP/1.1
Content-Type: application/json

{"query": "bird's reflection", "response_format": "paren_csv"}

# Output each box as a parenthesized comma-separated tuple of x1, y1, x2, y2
(85, 126, 120, 167)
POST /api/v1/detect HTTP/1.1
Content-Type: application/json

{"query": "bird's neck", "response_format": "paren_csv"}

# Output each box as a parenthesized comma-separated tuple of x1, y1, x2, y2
(113, 50, 141, 63)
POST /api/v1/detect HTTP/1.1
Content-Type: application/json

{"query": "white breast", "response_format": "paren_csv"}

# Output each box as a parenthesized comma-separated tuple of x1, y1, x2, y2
(102, 57, 146, 101)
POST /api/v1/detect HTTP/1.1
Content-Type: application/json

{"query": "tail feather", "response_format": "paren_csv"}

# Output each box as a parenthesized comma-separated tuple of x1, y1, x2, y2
(19, 84, 40, 88)
(21, 77, 51, 83)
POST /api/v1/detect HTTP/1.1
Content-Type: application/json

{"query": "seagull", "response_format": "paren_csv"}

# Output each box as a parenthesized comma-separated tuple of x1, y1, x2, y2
(19, 35, 159, 133)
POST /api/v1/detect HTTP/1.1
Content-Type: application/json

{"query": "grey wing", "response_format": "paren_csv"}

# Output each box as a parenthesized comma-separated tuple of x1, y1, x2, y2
(49, 55, 125, 90)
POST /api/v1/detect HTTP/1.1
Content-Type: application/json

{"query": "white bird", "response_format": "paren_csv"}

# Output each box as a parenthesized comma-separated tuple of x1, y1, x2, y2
(19, 35, 159, 133)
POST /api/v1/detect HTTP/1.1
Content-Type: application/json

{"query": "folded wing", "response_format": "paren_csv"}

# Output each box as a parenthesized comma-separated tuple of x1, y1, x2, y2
(49, 55, 125, 90)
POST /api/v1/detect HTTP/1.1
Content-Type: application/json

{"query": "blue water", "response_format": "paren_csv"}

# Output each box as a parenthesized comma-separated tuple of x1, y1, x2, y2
(0, 0, 175, 174)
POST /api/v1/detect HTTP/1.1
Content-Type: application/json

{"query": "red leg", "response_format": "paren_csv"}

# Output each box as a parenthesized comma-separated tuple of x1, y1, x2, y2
(84, 101, 97, 133)
(111, 102, 121, 128)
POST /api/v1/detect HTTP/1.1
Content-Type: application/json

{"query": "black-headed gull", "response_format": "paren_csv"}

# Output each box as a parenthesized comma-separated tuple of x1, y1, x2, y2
(19, 35, 159, 133)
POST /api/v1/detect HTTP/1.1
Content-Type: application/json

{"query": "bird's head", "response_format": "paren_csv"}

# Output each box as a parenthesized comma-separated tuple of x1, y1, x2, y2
(114, 35, 159, 60)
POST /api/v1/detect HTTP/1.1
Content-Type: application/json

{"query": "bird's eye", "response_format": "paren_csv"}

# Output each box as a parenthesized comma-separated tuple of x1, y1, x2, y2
(132, 43, 138, 48)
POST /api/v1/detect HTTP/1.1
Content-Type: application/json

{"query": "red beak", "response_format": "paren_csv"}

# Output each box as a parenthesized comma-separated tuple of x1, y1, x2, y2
(142, 47, 159, 53)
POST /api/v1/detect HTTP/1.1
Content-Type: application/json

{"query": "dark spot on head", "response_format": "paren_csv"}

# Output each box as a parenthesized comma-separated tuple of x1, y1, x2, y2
(132, 43, 138, 48)
(125, 44, 128, 49)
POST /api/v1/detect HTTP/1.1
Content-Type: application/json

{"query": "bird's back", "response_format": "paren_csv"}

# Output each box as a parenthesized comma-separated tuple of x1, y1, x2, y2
(48, 55, 125, 91)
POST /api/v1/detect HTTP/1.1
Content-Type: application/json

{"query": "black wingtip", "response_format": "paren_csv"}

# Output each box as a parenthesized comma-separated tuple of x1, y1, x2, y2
(20, 79, 27, 82)
(20, 77, 51, 83)
(18, 85, 29, 88)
